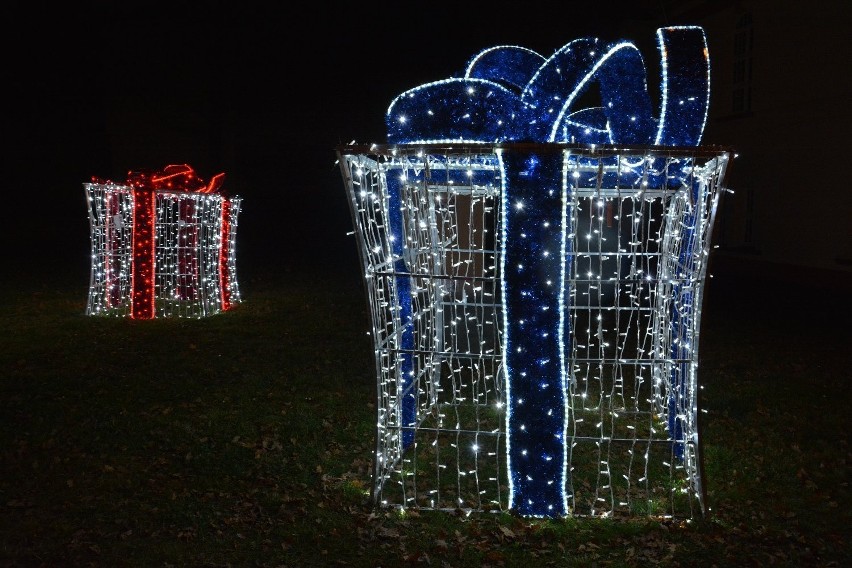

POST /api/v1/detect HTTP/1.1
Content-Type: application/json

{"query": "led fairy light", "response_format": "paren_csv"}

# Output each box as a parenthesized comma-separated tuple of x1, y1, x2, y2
(85, 184, 134, 316)
(85, 164, 241, 319)
(343, 26, 729, 519)
(382, 165, 418, 450)
(155, 192, 217, 317)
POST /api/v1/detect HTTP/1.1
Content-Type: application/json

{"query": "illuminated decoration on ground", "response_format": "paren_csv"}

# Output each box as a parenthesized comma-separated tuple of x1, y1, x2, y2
(85, 164, 242, 319)
(338, 27, 731, 519)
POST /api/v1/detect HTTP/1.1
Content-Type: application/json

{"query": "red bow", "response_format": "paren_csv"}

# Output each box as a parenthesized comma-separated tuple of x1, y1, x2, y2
(126, 164, 225, 194)
(91, 164, 225, 194)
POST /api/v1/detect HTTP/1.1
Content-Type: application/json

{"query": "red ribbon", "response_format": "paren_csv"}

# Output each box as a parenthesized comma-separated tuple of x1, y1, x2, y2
(126, 163, 226, 194)
(130, 187, 156, 319)
(91, 164, 226, 195)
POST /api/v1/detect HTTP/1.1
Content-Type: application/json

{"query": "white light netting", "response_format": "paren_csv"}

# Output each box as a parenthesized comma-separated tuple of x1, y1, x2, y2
(84, 183, 242, 318)
(338, 144, 729, 519)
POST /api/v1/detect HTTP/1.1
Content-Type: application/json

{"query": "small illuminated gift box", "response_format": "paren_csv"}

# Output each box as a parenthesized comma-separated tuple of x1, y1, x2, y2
(84, 164, 242, 319)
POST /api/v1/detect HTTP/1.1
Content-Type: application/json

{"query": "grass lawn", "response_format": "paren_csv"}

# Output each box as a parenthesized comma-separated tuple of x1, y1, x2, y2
(1, 258, 849, 567)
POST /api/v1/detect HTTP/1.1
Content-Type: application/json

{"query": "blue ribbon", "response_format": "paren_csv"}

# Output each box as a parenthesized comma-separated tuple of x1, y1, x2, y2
(385, 173, 418, 449)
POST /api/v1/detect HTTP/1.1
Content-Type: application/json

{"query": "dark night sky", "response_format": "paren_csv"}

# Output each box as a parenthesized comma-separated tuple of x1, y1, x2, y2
(5, 2, 664, 280)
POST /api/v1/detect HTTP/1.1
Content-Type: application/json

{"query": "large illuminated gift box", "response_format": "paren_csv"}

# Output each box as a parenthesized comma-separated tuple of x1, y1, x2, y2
(84, 164, 242, 319)
(338, 27, 732, 519)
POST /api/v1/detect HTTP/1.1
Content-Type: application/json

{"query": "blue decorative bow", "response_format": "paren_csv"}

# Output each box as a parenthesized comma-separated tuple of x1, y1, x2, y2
(387, 27, 709, 148)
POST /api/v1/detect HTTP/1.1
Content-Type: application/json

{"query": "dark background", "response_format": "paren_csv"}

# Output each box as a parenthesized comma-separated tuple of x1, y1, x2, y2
(5, 2, 670, 283)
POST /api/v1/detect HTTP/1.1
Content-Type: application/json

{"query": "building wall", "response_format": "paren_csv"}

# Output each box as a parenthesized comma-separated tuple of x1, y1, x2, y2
(660, 0, 852, 277)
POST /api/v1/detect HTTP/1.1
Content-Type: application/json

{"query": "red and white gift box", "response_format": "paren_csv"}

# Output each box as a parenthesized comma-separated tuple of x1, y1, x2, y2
(85, 164, 241, 318)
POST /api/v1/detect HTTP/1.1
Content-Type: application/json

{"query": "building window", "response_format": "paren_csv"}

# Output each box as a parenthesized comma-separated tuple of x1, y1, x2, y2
(732, 13, 753, 114)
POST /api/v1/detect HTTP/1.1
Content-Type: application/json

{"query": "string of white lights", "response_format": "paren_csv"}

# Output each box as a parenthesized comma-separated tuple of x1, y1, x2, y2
(339, 144, 730, 518)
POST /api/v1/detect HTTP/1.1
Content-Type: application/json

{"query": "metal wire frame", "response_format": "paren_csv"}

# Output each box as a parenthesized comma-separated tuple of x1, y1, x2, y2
(337, 143, 731, 519)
